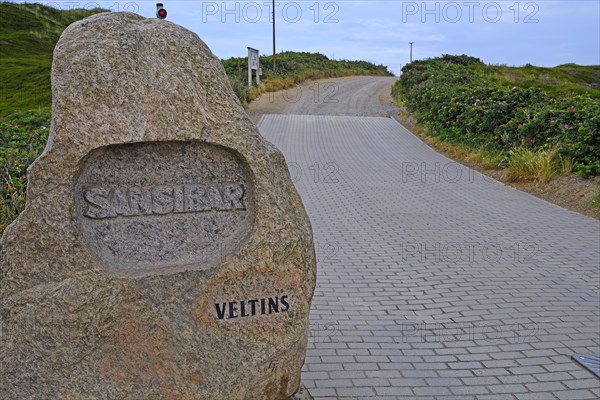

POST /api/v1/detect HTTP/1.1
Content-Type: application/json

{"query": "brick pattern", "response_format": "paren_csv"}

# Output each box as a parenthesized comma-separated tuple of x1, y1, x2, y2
(259, 115, 600, 400)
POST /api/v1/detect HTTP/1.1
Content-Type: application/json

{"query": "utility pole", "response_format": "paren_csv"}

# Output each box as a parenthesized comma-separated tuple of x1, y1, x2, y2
(409, 42, 414, 63)
(272, 0, 276, 72)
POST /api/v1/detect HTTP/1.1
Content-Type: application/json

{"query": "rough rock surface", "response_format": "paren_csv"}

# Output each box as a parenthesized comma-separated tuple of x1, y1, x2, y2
(0, 12, 316, 399)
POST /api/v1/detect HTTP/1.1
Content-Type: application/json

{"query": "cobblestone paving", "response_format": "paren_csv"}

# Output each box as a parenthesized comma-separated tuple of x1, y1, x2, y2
(259, 114, 600, 400)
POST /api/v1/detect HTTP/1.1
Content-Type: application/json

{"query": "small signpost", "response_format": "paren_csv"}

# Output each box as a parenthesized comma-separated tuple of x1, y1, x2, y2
(248, 47, 260, 87)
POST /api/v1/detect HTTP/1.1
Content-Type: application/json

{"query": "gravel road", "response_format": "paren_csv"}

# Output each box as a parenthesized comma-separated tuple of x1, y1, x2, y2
(246, 76, 399, 123)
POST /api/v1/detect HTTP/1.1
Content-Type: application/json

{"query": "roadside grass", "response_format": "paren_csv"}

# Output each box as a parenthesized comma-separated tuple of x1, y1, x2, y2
(0, 108, 51, 234)
(591, 188, 600, 208)
(505, 146, 573, 183)
(395, 98, 599, 219)
(396, 105, 505, 172)
(467, 147, 505, 170)
(589, 188, 600, 220)
(395, 98, 576, 182)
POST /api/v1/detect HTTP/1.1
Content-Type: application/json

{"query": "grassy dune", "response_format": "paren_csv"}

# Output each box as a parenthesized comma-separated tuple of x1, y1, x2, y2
(0, 2, 106, 115)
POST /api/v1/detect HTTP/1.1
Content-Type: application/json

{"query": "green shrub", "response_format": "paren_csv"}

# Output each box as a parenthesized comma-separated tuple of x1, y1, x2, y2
(394, 55, 600, 177)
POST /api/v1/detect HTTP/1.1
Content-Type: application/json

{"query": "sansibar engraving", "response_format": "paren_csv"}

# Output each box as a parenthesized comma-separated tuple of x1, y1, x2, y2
(75, 141, 254, 276)
(82, 183, 246, 219)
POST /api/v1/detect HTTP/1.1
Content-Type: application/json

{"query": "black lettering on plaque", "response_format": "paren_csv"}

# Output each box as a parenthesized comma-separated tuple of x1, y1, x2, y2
(228, 301, 238, 319)
(260, 299, 266, 315)
(248, 299, 258, 316)
(214, 295, 290, 320)
(280, 295, 290, 312)
(268, 297, 279, 314)
(215, 303, 227, 320)
(240, 301, 249, 317)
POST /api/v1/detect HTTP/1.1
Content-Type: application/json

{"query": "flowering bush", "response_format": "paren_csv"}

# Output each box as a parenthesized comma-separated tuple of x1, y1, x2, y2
(394, 56, 600, 177)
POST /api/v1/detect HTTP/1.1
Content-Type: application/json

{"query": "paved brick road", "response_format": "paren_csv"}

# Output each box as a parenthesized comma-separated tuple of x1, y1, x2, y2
(259, 114, 600, 400)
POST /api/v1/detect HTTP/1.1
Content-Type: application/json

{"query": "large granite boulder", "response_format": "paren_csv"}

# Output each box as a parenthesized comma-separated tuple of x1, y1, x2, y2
(0, 12, 316, 399)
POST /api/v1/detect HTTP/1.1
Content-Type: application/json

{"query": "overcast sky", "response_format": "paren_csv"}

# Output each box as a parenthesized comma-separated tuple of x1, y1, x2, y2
(28, 1, 600, 74)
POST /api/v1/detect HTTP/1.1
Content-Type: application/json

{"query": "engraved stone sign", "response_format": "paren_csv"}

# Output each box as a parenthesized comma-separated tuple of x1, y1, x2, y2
(0, 12, 316, 400)
(75, 141, 254, 276)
